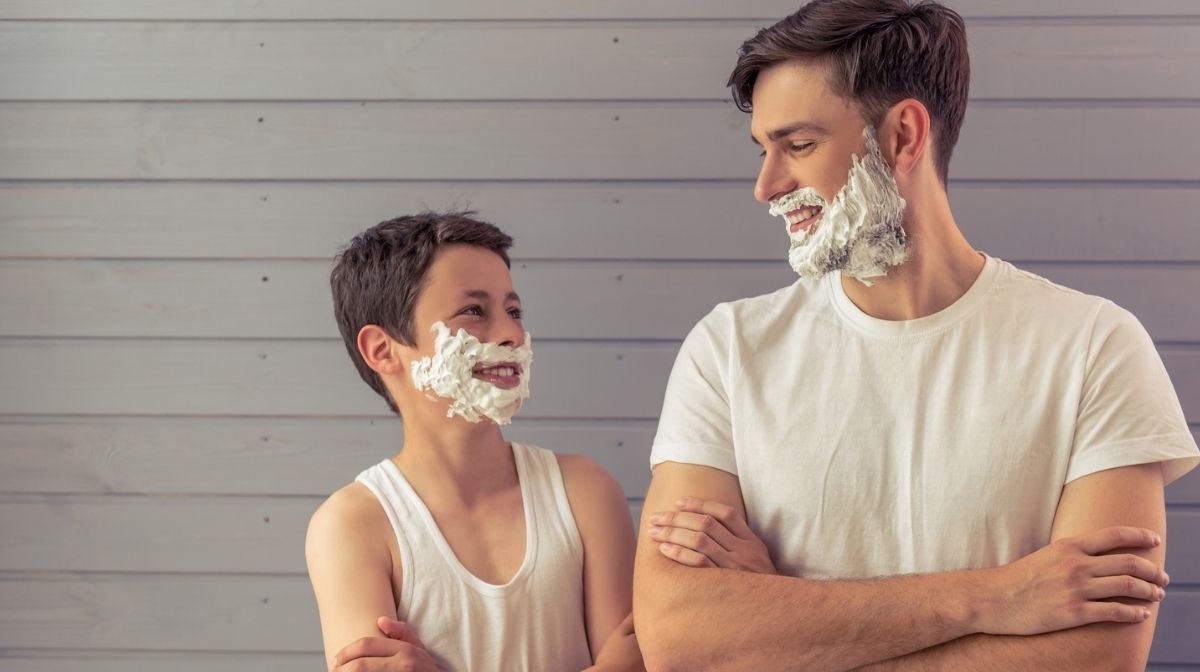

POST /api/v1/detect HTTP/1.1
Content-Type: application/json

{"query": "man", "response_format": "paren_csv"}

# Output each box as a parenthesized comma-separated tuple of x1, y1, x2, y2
(633, 1, 1200, 670)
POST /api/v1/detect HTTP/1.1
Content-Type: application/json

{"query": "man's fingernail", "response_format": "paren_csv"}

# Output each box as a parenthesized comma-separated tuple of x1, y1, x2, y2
(1154, 534, 1162, 545)
(648, 526, 663, 538)
(649, 513, 663, 523)
(1164, 573, 1171, 586)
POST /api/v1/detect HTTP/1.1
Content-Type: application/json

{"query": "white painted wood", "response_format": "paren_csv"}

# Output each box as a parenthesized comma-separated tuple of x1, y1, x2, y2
(4, 103, 1200, 180)
(0, 340, 1196, 422)
(3, 182, 1200, 263)
(0, 574, 1195, 661)
(4, 23, 1197, 101)
(0, 339, 679, 419)
(0, 495, 1192, 577)
(0, 652, 324, 672)
(0, 574, 322, 651)
(0, 652, 325, 672)
(0, 0, 1196, 19)
(1, 419, 1193, 504)
(1, 260, 1197, 342)
(0, 416, 655, 497)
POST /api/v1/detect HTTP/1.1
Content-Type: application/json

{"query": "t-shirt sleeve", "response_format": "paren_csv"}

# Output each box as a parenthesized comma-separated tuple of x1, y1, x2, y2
(650, 306, 737, 475)
(1067, 301, 1199, 485)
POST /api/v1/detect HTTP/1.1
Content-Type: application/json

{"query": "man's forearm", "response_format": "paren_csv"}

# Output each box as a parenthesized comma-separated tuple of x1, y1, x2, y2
(859, 611, 1157, 672)
(636, 561, 988, 672)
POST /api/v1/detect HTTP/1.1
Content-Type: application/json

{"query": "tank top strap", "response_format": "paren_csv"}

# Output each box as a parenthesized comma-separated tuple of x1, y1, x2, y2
(511, 443, 584, 565)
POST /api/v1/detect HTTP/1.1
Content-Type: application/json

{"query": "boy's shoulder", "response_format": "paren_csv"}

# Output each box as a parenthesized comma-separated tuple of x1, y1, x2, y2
(306, 481, 394, 569)
(552, 452, 632, 528)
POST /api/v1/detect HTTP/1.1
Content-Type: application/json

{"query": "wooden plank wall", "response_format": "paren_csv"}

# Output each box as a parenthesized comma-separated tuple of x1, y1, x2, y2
(0, 1, 1197, 668)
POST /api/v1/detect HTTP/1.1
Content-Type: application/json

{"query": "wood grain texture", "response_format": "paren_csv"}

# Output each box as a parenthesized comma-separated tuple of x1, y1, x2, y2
(4, 103, 1200, 180)
(0, 416, 655, 498)
(3, 23, 1198, 101)
(3, 183, 1200, 262)
(0, 0, 1197, 19)
(1, 340, 1197, 422)
(0, 260, 1197, 341)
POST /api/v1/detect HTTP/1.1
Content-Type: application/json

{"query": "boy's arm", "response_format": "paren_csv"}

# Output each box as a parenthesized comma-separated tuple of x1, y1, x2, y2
(558, 454, 639, 668)
(306, 483, 404, 671)
(633, 462, 1165, 672)
(861, 462, 1167, 671)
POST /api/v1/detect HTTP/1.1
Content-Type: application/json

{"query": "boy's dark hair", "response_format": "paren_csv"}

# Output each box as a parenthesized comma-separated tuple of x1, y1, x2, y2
(330, 210, 513, 415)
(728, 0, 970, 183)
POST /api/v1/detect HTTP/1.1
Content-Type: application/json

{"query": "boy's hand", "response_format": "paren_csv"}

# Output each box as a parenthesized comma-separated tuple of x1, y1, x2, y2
(647, 497, 776, 574)
(587, 613, 643, 672)
(332, 617, 438, 671)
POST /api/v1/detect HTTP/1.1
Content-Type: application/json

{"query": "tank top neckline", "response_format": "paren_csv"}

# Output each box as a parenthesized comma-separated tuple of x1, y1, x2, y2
(380, 442, 539, 597)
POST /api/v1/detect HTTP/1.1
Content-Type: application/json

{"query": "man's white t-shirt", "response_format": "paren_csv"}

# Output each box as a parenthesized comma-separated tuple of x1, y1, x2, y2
(651, 256, 1199, 579)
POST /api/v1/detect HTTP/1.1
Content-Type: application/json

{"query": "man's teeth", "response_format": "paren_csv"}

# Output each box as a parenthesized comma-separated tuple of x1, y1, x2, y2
(786, 206, 822, 225)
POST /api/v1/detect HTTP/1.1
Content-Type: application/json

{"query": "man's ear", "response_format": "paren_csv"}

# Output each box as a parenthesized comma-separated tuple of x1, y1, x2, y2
(357, 324, 405, 376)
(879, 98, 931, 176)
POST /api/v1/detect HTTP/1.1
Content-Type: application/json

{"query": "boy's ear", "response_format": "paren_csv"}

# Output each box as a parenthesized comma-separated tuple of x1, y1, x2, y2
(357, 325, 405, 375)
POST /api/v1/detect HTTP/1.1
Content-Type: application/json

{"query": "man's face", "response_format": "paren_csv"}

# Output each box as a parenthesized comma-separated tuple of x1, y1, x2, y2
(750, 61, 867, 221)
(750, 60, 909, 282)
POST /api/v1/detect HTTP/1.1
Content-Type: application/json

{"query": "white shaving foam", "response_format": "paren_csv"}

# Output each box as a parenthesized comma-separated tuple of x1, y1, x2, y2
(409, 321, 533, 426)
(769, 127, 909, 285)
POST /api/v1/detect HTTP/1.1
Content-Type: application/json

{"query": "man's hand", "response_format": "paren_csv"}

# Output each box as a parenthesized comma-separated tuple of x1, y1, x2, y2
(332, 617, 439, 671)
(647, 497, 776, 574)
(587, 613, 644, 672)
(974, 525, 1168, 636)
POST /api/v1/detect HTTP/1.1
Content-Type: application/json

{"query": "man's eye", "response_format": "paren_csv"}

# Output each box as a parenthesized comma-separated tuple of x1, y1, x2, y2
(790, 142, 814, 154)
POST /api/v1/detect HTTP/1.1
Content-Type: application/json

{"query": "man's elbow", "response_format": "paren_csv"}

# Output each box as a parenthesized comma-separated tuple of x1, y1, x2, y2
(633, 570, 701, 672)
(1060, 622, 1153, 672)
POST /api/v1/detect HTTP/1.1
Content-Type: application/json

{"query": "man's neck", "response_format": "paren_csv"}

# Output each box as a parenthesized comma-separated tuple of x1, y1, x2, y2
(840, 192, 984, 321)
(393, 418, 517, 506)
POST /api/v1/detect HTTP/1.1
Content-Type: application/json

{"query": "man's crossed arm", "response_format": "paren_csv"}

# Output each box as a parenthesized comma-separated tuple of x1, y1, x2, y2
(633, 461, 1167, 672)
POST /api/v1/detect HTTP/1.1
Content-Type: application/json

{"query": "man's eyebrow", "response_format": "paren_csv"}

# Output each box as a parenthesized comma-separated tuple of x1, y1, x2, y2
(462, 289, 521, 303)
(750, 121, 831, 145)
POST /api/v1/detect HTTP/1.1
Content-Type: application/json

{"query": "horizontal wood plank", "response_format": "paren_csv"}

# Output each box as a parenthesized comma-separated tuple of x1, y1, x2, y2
(0, 0, 1196, 20)
(0, 418, 1194, 502)
(3, 23, 1197, 101)
(0, 339, 677, 419)
(0, 652, 323, 672)
(0, 416, 655, 498)
(3, 182, 1200, 263)
(1, 496, 1195, 577)
(1, 340, 1197, 422)
(1, 260, 1197, 342)
(0, 574, 1196, 662)
(3, 103, 1200, 180)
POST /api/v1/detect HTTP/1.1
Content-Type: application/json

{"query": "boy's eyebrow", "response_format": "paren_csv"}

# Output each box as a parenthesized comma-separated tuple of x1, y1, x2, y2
(463, 289, 521, 303)
(751, 121, 830, 145)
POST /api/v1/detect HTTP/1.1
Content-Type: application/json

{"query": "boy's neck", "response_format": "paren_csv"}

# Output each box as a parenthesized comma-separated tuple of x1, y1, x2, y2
(393, 418, 518, 506)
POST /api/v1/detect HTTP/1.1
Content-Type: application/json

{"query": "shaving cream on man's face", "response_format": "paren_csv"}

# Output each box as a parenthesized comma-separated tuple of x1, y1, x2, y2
(409, 322, 533, 426)
(768, 127, 909, 285)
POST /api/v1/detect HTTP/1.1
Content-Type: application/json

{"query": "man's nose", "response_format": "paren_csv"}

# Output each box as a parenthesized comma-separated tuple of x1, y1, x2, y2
(754, 153, 798, 204)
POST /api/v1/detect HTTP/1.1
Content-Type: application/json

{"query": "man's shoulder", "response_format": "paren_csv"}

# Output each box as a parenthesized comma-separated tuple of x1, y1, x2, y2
(989, 259, 1120, 326)
(692, 277, 825, 339)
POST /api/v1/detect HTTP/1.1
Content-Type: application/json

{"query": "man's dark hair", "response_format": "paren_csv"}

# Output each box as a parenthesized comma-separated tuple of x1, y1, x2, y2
(330, 210, 513, 415)
(728, 0, 970, 183)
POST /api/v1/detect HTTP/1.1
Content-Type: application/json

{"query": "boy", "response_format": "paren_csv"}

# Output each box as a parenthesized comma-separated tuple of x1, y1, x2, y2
(307, 211, 641, 671)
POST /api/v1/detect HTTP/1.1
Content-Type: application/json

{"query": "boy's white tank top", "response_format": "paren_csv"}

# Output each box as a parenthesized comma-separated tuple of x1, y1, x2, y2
(355, 443, 592, 672)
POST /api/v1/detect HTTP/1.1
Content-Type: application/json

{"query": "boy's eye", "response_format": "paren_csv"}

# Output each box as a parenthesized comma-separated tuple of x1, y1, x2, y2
(460, 305, 483, 317)
(509, 307, 524, 320)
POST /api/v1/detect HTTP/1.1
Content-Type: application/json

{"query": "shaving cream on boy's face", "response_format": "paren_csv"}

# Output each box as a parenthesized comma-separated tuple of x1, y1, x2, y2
(409, 322, 533, 426)
(768, 126, 909, 285)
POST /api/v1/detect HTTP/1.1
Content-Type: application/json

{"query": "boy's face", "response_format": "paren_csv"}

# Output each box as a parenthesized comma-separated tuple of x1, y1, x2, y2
(408, 245, 525, 356)
(389, 244, 529, 422)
